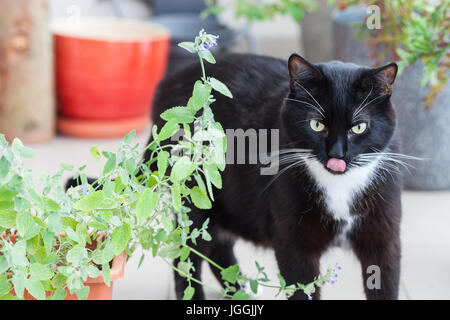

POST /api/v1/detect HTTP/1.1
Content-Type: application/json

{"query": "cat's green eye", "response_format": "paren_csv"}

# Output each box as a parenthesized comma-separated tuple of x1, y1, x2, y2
(351, 122, 368, 135)
(310, 120, 325, 132)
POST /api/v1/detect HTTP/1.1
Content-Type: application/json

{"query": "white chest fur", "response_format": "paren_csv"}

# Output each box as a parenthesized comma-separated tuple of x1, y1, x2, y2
(305, 157, 380, 233)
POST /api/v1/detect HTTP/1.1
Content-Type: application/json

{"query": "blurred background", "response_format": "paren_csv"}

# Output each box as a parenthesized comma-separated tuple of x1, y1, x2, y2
(0, 0, 449, 299)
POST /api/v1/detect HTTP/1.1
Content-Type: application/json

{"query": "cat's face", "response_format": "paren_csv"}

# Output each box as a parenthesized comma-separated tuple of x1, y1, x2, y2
(281, 54, 397, 175)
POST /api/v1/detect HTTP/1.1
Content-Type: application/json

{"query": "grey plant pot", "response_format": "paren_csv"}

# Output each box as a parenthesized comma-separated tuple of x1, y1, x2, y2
(300, 2, 334, 62)
(332, 7, 450, 190)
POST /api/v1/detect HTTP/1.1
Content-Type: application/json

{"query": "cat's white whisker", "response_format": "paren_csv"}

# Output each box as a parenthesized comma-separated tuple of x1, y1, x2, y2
(284, 98, 325, 118)
(293, 81, 325, 113)
(352, 86, 373, 121)
(352, 94, 385, 120)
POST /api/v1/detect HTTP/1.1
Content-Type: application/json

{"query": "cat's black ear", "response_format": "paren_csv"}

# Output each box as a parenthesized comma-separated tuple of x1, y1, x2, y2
(363, 62, 398, 95)
(288, 54, 323, 90)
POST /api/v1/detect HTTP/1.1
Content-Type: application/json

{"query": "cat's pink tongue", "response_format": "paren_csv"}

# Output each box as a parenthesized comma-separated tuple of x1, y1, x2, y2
(327, 158, 346, 172)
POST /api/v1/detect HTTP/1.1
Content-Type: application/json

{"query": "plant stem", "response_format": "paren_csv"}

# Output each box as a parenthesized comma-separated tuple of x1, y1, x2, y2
(162, 257, 229, 298)
(199, 55, 207, 82)
(187, 245, 224, 271)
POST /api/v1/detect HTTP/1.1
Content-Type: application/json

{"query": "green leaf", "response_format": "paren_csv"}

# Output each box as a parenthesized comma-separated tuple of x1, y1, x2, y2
(0, 256, 8, 274)
(158, 121, 180, 141)
(0, 275, 11, 296)
(65, 227, 81, 243)
(42, 230, 55, 255)
(171, 181, 181, 212)
(92, 242, 114, 266)
(190, 186, 212, 209)
(177, 261, 191, 278)
(89, 146, 101, 163)
(220, 264, 240, 284)
(183, 286, 195, 300)
(12, 270, 25, 298)
(201, 230, 212, 241)
(0, 134, 8, 148)
(103, 154, 116, 175)
(102, 263, 111, 287)
(16, 212, 40, 240)
(87, 265, 101, 278)
(157, 151, 169, 178)
(61, 217, 78, 230)
(12, 138, 36, 159)
(56, 266, 75, 277)
(180, 246, 190, 262)
(30, 263, 54, 281)
(111, 223, 131, 255)
(51, 274, 67, 289)
(41, 197, 61, 212)
(159, 243, 180, 259)
(199, 49, 216, 64)
(73, 190, 105, 211)
(232, 290, 250, 300)
(66, 245, 88, 266)
(170, 156, 195, 182)
(136, 188, 159, 223)
(250, 279, 258, 294)
(87, 220, 108, 232)
(0, 186, 17, 202)
(203, 163, 222, 189)
(60, 163, 74, 171)
(209, 77, 233, 98)
(0, 209, 17, 228)
(74, 286, 90, 300)
(178, 42, 196, 53)
(161, 107, 195, 123)
(191, 81, 212, 112)
(24, 279, 46, 300)
(0, 156, 11, 178)
(41, 252, 58, 265)
(153, 229, 167, 244)
(51, 288, 67, 300)
(123, 130, 136, 144)
(277, 274, 286, 287)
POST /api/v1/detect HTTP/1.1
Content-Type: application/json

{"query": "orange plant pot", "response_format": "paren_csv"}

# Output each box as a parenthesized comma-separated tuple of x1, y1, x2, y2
(2, 232, 127, 300)
(52, 17, 170, 138)
(22, 252, 127, 300)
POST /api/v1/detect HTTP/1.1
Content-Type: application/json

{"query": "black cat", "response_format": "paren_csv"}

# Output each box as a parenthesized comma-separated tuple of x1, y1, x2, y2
(148, 53, 402, 300)
(66, 53, 402, 300)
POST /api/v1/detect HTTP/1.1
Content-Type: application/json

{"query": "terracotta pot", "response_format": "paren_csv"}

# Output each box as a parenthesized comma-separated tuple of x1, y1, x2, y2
(2, 232, 126, 300)
(52, 17, 170, 138)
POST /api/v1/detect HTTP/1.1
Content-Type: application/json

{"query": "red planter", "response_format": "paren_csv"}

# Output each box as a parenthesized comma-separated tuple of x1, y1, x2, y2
(52, 17, 170, 138)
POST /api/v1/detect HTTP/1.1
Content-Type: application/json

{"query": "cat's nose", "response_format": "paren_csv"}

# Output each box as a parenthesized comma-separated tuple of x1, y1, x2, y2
(328, 139, 345, 159)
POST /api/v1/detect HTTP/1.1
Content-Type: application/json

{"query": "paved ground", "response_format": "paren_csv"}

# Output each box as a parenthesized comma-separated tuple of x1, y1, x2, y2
(23, 126, 450, 300)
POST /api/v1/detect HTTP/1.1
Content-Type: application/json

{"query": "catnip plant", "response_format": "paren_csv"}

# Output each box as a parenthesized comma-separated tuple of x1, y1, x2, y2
(0, 30, 339, 300)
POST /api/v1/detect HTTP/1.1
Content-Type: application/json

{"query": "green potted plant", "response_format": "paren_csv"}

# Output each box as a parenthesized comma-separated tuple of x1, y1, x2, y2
(330, 0, 449, 190)
(0, 31, 339, 300)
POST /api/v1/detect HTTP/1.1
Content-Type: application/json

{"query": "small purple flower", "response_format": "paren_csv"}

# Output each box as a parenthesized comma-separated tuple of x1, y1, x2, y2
(80, 185, 88, 196)
(307, 294, 312, 300)
(199, 35, 219, 51)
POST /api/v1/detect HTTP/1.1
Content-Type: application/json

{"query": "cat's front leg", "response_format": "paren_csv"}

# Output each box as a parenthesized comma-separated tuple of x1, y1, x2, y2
(349, 215, 401, 300)
(273, 242, 322, 300)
